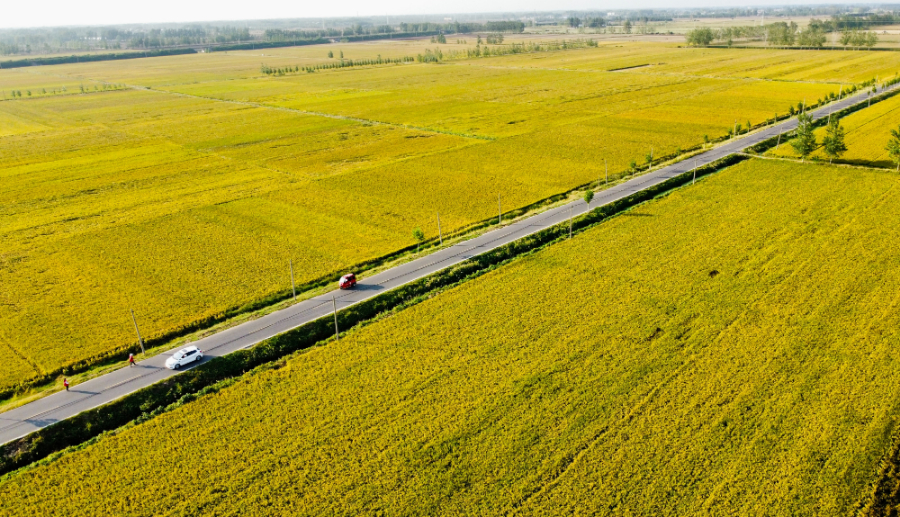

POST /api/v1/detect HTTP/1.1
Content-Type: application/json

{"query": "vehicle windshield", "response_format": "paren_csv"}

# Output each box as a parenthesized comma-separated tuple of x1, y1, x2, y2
(173, 353, 184, 359)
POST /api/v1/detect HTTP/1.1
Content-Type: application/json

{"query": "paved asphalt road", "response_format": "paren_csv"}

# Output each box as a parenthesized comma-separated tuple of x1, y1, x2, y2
(1, 84, 895, 446)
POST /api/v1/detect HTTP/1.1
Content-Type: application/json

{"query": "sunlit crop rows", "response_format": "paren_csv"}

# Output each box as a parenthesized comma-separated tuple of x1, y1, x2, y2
(4, 159, 900, 514)
(467, 42, 900, 84)
(0, 90, 481, 389)
(0, 38, 882, 391)
(161, 60, 837, 139)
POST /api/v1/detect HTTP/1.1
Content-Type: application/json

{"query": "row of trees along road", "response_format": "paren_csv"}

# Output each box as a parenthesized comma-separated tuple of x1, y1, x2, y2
(685, 21, 878, 48)
(791, 113, 847, 162)
(792, 114, 900, 171)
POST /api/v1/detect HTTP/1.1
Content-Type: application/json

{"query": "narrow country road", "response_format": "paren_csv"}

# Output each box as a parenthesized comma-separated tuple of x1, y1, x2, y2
(1, 82, 895, 446)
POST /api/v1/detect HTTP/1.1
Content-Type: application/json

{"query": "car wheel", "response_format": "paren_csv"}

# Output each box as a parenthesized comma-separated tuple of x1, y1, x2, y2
(174, 363, 181, 370)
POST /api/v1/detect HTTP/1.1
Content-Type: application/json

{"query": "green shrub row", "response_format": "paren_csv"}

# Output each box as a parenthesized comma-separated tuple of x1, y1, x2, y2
(0, 48, 196, 70)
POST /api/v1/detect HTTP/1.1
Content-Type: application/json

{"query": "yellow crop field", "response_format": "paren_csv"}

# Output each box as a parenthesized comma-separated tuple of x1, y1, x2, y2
(767, 91, 900, 166)
(468, 43, 900, 83)
(0, 38, 887, 393)
(3, 159, 900, 514)
(159, 58, 837, 138)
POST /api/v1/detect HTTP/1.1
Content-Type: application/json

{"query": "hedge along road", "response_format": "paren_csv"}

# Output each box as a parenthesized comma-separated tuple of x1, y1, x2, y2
(0, 82, 895, 446)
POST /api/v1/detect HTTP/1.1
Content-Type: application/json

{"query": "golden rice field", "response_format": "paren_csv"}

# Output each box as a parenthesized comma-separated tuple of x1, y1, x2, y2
(0, 38, 892, 392)
(767, 90, 900, 166)
(3, 158, 900, 515)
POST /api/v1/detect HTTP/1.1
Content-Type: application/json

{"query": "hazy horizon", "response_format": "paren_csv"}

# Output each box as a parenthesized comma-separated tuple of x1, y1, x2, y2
(2, 0, 873, 30)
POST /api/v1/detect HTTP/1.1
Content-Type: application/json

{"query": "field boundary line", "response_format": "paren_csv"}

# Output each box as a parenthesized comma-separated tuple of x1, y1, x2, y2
(133, 85, 497, 141)
(736, 152, 896, 172)
(0, 338, 41, 379)
(509, 355, 697, 514)
(469, 62, 846, 86)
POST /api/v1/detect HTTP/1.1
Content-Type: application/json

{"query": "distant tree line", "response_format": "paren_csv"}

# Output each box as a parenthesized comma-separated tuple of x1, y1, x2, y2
(483, 21, 526, 33)
(567, 17, 607, 28)
(128, 26, 249, 48)
(260, 55, 415, 75)
(0, 25, 251, 55)
(445, 38, 599, 61)
(832, 13, 900, 30)
(400, 21, 523, 33)
(0, 20, 524, 57)
(0, 48, 196, 70)
(685, 18, 879, 48)
(265, 27, 383, 41)
(4, 82, 129, 100)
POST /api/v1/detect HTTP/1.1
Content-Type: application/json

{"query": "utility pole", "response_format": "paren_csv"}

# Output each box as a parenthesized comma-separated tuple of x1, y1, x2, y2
(733, 120, 737, 139)
(437, 213, 443, 245)
(332, 296, 339, 339)
(290, 259, 296, 300)
(693, 159, 698, 185)
(130, 309, 146, 355)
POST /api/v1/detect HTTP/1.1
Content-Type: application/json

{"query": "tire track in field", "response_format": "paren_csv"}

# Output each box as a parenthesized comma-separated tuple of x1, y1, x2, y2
(130, 85, 497, 141)
(0, 335, 42, 378)
(507, 252, 799, 514)
(469, 62, 848, 86)
(507, 353, 698, 514)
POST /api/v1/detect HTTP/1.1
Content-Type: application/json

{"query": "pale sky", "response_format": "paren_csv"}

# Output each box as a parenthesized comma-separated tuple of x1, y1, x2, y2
(2, 0, 864, 29)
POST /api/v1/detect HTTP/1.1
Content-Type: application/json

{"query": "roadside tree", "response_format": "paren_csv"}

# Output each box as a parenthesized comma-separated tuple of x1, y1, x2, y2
(840, 30, 852, 47)
(412, 227, 425, 251)
(584, 190, 594, 205)
(822, 117, 847, 163)
(866, 31, 878, 48)
(886, 125, 900, 171)
(798, 27, 826, 48)
(791, 113, 817, 160)
(685, 28, 714, 46)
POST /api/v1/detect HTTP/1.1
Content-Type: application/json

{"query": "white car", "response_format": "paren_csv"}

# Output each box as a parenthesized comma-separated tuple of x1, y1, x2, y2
(165, 346, 203, 370)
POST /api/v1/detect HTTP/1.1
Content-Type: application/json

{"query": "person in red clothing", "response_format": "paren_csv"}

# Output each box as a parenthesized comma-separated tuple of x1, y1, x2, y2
(128, 353, 136, 367)
(63, 378, 69, 391)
